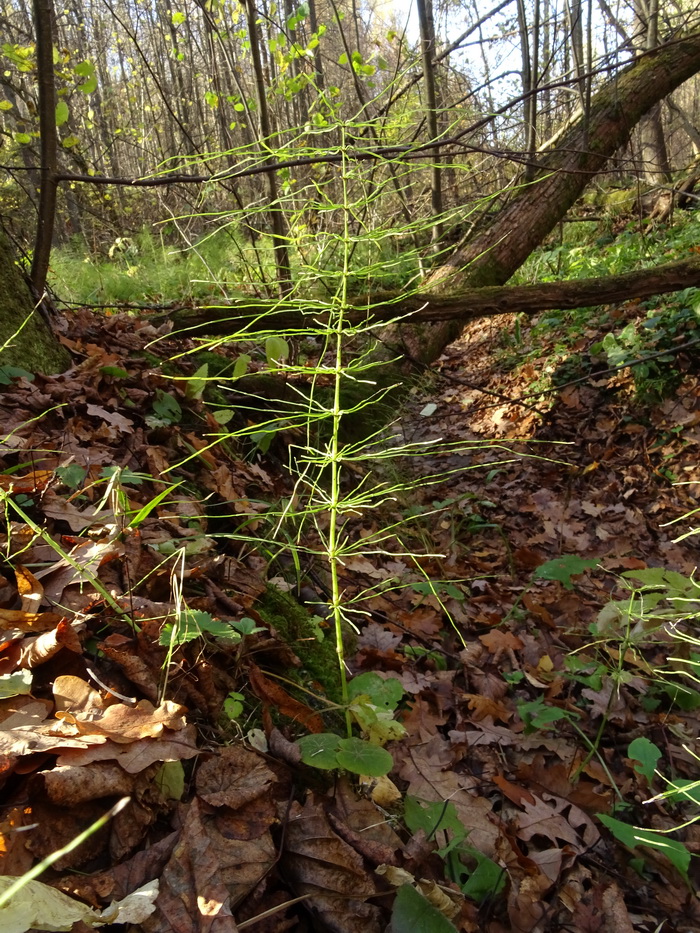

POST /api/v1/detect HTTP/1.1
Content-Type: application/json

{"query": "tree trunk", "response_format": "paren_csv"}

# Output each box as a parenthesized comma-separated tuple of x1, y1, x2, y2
(398, 33, 700, 364)
(0, 228, 70, 374)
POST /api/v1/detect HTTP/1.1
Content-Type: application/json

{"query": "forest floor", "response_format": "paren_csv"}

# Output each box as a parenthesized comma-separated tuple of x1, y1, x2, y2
(1, 293, 700, 933)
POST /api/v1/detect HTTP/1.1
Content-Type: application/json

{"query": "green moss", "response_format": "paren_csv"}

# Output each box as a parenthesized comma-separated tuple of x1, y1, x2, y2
(255, 584, 343, 704)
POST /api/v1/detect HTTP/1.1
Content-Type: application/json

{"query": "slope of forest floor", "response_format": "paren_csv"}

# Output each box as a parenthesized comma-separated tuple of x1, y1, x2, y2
(1, 274, 700, 932)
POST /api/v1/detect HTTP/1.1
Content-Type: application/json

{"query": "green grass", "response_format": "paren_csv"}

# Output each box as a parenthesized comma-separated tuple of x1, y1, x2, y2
(49, 219, 423, 307)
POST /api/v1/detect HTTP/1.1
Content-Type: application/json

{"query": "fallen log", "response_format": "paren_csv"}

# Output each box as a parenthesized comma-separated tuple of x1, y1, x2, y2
(158, 256, 700, 336)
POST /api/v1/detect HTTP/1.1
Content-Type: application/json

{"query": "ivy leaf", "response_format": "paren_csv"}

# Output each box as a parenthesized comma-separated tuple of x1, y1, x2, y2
(533, 555, 598, 589)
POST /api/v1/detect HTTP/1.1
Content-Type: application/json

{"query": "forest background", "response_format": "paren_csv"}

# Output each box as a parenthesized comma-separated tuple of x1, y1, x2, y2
(2, 0, 700, 931)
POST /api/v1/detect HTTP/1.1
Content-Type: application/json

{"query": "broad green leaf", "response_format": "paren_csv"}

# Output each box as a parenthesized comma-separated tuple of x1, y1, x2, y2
(212, 409, 234, 425)
(78, 74, 97, 94)
(0, 669, 32, 699)
(628, 737, 661, 785)
(297, 733, 341, 769)
(55, 100, 69, 126)
(186, 363, 208, 400)
(335, 737, 393, 776)
(458, 848, 506, 902)
(13, 132, 31, 144)
(0, 365, 33, 384)
(404, 796, 467, 844)
(0, 100, 12, 110)
(389, 883, 458, 933)
(265, 336, 289, 365)
(348, 672, 403, 711)
(73, 60, 94, 76)
(598, 813, 690, 879)
(171, 10, 186, 25)
(100, 465, 144, 486)
(232, 353, 250, 378)
(148, 390, 181, 425)
(663, 779, 700, 807)
(159, 609, 236, 646)
(621, 568, 698, 595)
(61, 134, 79, 147)
(533, 555, 599, 589)
(100, 365, 130, 378)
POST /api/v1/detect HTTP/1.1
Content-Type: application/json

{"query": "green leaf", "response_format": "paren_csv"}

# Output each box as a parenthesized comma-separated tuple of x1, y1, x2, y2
(265, 336, 289, 365)
(458, 848, 506, 902)
(0, 100, 12, 111)
(148, 390, 182, 426)
(62, 134, 79, 147)
(598, 813, 690, 879)
(128, 481, 182, 528)
(78, 74, 97, 94)
(663, 779, 700, 807)
(186, 363, 208, 400)
(348, 672, 403, 711)
(297, 733, 342, 769)
(0, 365, 33, 384)
(390, 884, 458, 932)
(213, 409, 234, 425)
(533, 555, 599, 589)
(0, 669, 32, 699)
(628, 737, 661, 785)
(73, 60, 94, 76)
(100, 365, 130, 378)
(56, 463, 86, 489)
(171, 10, 186, 25)
(13, 132, 31, 144)
(404, 796, 467, 844)
(232, 353, 250, 378)
(223, 692, 244, 720)
(55, 99, 69, 126)
(155, 760, 184, 800)
(100, 465, 144, 486)
(335, 737, 393, 776)
(338, 52, 348, 65)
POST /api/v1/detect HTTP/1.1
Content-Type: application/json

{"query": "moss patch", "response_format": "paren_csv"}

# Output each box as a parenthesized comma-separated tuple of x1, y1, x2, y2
(255, 584, 343, 704)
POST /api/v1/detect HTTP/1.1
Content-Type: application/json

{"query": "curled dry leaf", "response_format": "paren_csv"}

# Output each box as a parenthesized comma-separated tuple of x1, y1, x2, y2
(196, 745, 275, 810)
(39, 761, 136, 807)
(143, 796, 275, 933)
(282, 796, 384, 933)
(248, 663, 324, 733)
(18, 619, 83, 667)
(0, 609, 65, 633)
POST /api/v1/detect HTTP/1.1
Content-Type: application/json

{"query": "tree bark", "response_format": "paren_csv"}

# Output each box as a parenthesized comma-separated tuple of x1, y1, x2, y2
(160, 255, 700, 335)
(0, 228, 70, 373)
(398, 33, 700, 365)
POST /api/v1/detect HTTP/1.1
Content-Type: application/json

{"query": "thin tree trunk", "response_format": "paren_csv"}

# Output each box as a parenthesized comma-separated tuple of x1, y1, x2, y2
(417, 0, 443, 250)
(30, 0, 58, 296)
(244, 0, 292, 295)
